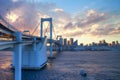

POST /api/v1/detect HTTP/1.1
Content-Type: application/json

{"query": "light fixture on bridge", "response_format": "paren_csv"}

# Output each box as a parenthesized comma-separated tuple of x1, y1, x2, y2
(23, 30, 30, 36)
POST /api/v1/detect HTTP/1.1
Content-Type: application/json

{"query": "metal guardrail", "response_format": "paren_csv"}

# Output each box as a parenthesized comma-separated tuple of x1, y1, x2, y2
(0, 40, 34, 50)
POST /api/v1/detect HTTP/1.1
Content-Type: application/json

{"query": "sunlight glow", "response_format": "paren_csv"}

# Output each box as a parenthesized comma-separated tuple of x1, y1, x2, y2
(12, 0, 18, 2)
(6, 12, 18, 23)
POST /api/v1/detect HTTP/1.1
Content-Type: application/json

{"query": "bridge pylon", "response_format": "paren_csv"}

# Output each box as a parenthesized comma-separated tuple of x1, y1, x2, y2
(41, 18, 53, 58)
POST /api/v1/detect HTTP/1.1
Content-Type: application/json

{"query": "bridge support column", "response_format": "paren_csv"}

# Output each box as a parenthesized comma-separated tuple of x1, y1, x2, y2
(40, 20, 43, 38)
(50, 40, 53, 57)
(59, 37, 63, 52)
(14, 32, 22, 80)
(33, 37, 36, 51)
(50, 18, 53, 58)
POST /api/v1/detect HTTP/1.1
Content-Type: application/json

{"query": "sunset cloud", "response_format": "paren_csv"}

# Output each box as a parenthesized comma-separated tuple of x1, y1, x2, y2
(64, 9, 108, 29)
(62, 9, 120, 41)
(0, 0, 120, 44)
(54, 8, 64, 12)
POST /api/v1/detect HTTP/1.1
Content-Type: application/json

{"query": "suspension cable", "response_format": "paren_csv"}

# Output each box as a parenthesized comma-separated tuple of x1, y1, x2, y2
(52, 24, 57, 39)
(31, 22, 40, 35)
(43, 22, 50, 36)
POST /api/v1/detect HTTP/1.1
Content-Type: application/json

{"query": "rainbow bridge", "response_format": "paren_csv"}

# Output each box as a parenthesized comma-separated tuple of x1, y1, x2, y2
(0, 16, 63, 80)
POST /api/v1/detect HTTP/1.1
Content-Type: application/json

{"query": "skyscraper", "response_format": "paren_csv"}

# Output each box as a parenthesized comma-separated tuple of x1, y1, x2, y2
(70, 38, 74, 45)
(64, 38, 67, 46)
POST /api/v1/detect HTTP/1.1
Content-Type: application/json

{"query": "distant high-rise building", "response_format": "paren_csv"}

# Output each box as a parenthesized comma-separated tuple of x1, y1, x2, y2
(102, 40, 106, 44)
(108, 43, 112, 47)
(59, 37, 63, 45)
(70, 38, 74, 45)
(64, 38, 67, 45)
(89, 43, 92, 46)
(92, 42, 95, 46)
(80, 43, 83, 46)
(68, 41, 70, 45)
(116, 41, 119, 45)
(73, 40, 78, 46)
(99, 40, 102, 45)
(99, 40, 108, 46)
(112, 41, 115, 46)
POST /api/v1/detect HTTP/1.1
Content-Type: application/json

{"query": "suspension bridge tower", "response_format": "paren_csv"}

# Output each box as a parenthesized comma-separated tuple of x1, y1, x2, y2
(40, 18, 53, 58)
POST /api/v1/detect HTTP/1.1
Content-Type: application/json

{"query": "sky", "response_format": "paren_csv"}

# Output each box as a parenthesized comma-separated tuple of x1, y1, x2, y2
(0, 0, 120, 44)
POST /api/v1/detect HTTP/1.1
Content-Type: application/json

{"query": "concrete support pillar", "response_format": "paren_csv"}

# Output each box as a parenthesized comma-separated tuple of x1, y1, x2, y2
(40, 20, 43, 38)
(50, 18, 53, 57)
(33, 37, 36, 51)
(14, 32, 22, 80)
(60, 37, 63, 51)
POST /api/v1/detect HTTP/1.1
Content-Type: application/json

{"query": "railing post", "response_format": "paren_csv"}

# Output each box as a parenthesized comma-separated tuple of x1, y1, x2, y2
(14, 32, 22, 80)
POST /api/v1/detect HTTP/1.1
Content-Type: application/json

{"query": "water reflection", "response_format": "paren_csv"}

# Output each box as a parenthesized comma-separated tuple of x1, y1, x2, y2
(0, 51, 120, 80)
(0, 51, 12, 68)
(0, 51, 13, 80)
(46, 62, 52, 70)
(1, 62, 11, 69)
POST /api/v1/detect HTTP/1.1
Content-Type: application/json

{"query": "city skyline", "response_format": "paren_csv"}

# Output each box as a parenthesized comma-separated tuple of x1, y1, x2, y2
(63, 37, 119, 46)
(0, 0, 120, 44)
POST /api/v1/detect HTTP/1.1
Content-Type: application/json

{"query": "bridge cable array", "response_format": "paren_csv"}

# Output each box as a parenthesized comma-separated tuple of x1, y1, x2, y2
(43, 22, 49, 36)
(52, 24, 57, 39)
(31, 22, 40, 36)
(42, 22, 57, 39)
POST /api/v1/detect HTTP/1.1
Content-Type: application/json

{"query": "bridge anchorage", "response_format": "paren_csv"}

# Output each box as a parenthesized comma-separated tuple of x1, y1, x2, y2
(0, 17, 63, 80)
